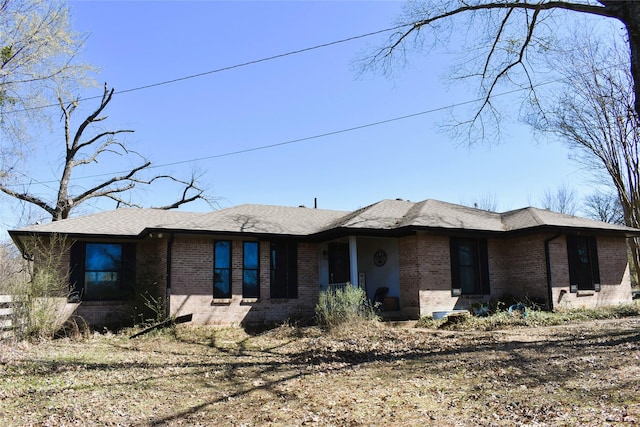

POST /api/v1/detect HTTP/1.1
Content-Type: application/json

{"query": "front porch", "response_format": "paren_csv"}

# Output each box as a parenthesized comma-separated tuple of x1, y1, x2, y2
(319, 236, 416, 320)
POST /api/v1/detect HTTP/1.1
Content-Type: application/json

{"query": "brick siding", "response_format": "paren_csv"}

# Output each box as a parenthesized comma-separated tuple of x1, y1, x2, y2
(170, 236, 319, 325)
(551, 235, 632, 309)
(32, 230, 634, 327)
(399, 232, 632, 318)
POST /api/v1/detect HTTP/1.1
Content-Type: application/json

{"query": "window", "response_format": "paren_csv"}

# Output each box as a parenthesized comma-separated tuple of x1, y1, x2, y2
(213, 240, 232, 298)
(567, 236, 600, 292)
(270, 240, 297, 299)
(450, 237, 490, 295)
(243, 241, 259, 298)
(69, 242, 135, 301)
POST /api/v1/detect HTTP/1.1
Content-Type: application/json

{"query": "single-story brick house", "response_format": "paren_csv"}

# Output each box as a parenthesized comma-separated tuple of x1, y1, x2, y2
(8, 198, 639, 327)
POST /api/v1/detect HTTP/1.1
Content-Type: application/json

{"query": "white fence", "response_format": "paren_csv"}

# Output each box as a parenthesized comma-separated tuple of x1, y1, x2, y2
(0, 295, 21, 341)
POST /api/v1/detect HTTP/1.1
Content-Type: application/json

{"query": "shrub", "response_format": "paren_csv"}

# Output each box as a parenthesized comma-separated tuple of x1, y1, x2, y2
(416, 301, 640, 331)
(131, 287, 167, 327)
(7, 234, 71, 340)
(130, 252, 167, 327)
(315, 284, 378, 330)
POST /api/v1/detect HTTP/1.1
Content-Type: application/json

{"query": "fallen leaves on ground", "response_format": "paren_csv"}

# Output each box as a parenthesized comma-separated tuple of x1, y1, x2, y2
(1, 318, 639, 426)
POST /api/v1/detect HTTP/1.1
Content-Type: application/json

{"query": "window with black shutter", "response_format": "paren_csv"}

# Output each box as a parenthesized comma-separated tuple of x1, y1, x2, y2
(68, 241, 135, 301)
(567, 236, 600, 292)
(450, 237, 490, 296)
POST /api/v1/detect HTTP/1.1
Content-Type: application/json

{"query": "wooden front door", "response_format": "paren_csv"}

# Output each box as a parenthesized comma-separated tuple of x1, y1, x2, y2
(328, 243, 350, 284)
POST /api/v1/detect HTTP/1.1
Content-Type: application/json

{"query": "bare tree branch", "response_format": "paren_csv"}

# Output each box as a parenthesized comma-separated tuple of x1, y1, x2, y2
(364, 1, 640, 141)
(540, 184, 579, 215)
(372, 1, 613, 65)
(0, 185, 55, 217)
(0, 0, 94, 149)
(1, 82, 209, 221)
(527, 28, 640, 282)
(584, 191, 624, 224)
(149, 175, 206, 210)
(70, 161, 151, 207)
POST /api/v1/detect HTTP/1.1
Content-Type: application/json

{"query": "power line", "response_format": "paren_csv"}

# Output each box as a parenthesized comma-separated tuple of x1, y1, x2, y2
(2, 22, 625, 188)
(4, 62, 625, 189)
(3, 87, 524, 188)
(3, 23, 412, 115)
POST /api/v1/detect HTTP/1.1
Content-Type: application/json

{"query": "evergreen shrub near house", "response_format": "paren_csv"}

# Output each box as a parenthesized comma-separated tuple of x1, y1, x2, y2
(315, 283, 378, 330)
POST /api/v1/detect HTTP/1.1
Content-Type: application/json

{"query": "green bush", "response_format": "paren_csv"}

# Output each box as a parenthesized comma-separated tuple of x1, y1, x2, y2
(315, 284, 378, 330)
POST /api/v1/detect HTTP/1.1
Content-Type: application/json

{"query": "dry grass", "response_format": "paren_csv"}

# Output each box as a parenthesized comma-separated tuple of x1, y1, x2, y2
(1, 317, 639, 426)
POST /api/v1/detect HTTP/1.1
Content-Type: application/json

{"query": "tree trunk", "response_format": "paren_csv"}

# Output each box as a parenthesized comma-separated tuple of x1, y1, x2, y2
(621, 200, 640, 286)
(607, 2, 640, 284)
(625, 6, 640, 119)
(606, 1, 640, 118)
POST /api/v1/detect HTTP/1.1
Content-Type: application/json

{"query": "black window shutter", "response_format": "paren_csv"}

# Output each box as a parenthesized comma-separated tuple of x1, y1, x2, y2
(122, 243, 136, 293)
(478, 239, 490, 294)
(449, 238, 461, 291)
(589, 237, 600, 288)
(287, 242, 298, 298)
(69, 242, 85, 299)
(566, 236, 578, 292)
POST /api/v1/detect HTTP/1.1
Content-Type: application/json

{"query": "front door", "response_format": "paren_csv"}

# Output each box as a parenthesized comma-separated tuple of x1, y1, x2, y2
(328, 242, 350, 284)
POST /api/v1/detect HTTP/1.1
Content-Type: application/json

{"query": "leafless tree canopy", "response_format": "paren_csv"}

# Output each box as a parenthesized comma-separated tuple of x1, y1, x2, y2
(540, 184, 579, 215)
(363, 1, 640, 142)
(0, 84, 209, 221)
(365, 1, 640, 282)
(0, 0, 93, 148)
(583, 192, 624, 224)
(526, 28, 640, 281)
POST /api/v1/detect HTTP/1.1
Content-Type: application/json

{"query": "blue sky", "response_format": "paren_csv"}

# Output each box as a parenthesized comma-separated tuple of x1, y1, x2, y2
(1, 1, 601, 235)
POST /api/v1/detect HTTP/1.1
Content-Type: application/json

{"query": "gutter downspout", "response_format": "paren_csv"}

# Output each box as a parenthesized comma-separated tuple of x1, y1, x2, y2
(166, 233, 174, 320)
(544, 233, 562, 312)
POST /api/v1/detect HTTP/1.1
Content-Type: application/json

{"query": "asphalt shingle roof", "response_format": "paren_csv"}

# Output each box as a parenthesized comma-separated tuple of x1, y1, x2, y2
(177, 204, 347, 235)
(401, 199, 505, 231)
(13, 209, 203, 236)
(500, 206, 633, 232)
(10, 199, 639, 239)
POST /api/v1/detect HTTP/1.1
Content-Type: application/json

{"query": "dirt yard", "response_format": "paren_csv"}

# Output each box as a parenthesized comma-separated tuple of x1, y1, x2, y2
(1, 318, 639, 426)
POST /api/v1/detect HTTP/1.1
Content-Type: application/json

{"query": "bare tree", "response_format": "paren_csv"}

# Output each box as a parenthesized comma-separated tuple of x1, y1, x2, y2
(0, 84, 209, 221)
(365, 1, 640, 283)
(364, 1, 640, 142)
(583, 191, 624, 224)
(540, 184, 579, 215)
(0, 0, 92, 146)
(0, 239, 22, 293)
(526, 31, 640, 282)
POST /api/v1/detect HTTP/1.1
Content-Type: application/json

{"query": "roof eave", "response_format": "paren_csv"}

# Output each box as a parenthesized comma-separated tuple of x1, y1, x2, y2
(503, 224, 639, 238)
(145, 227, 314, 241)
(8, 229, 145, 257)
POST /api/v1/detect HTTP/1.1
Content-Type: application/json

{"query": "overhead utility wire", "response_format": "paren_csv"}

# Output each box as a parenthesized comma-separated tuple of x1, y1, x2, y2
(6, 86, 527, 187)
(115, 24, 410, 96)
(6, 61, 627, 188)
(3, 23, 412, 114)
(5, 29, 626, 187)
